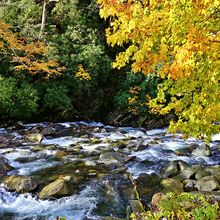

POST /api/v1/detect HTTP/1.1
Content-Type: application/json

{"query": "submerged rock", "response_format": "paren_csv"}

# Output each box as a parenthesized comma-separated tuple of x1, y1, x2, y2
(2, 175, 37, 193)
(0, 157, 14, 176)
(39, 176, 70, 199)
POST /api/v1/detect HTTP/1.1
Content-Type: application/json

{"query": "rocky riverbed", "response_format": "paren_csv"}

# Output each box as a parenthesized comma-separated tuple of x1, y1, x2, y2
(0, 121, 220, 220)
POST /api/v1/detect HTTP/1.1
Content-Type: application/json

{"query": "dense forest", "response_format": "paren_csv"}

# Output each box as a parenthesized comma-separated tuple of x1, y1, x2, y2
(0, 0, 219, 141)
(0, 0, 161, 129)
(0, 1, 220, 219)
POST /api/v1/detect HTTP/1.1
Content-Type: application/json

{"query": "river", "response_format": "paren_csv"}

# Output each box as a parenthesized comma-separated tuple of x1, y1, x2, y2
(0, 121, 219, 219)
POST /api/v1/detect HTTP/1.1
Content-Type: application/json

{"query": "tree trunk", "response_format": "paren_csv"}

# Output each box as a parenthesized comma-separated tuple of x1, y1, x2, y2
(39, 0, 47, 39)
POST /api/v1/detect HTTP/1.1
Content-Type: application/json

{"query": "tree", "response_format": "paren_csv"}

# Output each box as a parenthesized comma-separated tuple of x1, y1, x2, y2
(97, 0, 220, 141)
(0, 20, 62, 77)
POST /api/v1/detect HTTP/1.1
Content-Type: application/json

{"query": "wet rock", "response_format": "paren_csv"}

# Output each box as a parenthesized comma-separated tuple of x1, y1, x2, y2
(41, 127, 55, 136)
(26, 133, 44, 143)
(32, 146, 44, 152)
(0, 157, 14, 176)
(15, 156, 38, 163)
(124, 155, 136, 163)
(161, 178, 184, 193)
(99, 152, 124, 165)
(55, 150, 67, 159)
(90, 137, 102, 144)
(192, 143, 212, 157)
(39, 176, 70, 199)
(2, 175, 37, 193)
(195, 176, 219, 191)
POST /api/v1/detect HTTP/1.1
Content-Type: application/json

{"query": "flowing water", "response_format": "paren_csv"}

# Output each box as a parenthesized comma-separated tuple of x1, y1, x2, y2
(0, 121, 220, 220)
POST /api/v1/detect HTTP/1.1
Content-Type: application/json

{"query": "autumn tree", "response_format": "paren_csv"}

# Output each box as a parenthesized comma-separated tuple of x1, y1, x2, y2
(0, 20, 61, 77)
(97, 0, 220, 140)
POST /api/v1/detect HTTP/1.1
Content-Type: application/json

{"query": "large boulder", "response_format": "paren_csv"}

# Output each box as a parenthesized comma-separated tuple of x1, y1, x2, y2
(39, 176, 70, 199)
(195, 176, 219, 191)
(99, 152, 124, 165)
(161, 178, 184, 193)
(0, 157, 14, 176)
(2, 175, 38, 193)
(192, 143, 212, 157)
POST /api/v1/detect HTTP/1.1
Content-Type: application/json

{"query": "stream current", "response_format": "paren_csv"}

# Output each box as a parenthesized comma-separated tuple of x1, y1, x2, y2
(0, 121, 220, 220)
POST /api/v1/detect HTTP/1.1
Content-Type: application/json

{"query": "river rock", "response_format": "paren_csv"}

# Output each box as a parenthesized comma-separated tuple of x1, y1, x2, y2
(26, 133, 44, 143)
(205, 166, 220, 181)
(192, 143, 212, 157)
(41, 127, 55, 136)
(55, 150, 67, 159)
(132, 173, 161, 204)
(195, 170, 210, 180)
(161, 178, 184, 193)
(161, 161, 179, 178)
(195, 176, 219, 191)
(99, 152, 124, 165)
(39, 177, 70, 199)
(0, 157, 14, 176)
(183, 179, 197, 191)
(179, 166, 201, 179)
(2, 175, 38, 193)
(151, 192, 165, 208)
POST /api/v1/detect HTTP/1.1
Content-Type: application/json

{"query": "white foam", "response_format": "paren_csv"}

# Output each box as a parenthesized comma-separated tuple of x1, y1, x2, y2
(0, 183, 101, 220)
(42, 136, 87, 147)
(212, 133, 220, 141)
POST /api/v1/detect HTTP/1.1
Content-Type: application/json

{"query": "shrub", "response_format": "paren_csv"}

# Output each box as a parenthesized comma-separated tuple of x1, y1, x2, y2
(0, 76, 38, 120)
(131, 192, 219, 220)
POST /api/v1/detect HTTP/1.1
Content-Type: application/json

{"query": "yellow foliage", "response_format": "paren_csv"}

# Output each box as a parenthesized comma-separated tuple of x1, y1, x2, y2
(97, 0, 220, 140)
(75, 64, 91, 81)
(0, 20, 62, 77)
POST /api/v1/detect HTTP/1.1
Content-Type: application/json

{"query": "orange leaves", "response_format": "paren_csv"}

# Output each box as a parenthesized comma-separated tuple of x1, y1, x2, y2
(98, 0, 220, 140)
(0, 20, 62, 77)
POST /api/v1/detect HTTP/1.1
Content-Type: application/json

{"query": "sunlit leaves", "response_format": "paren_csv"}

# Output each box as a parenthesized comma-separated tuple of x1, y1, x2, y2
(98, 0, 220, 140)
(0, 20, 62, 77)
